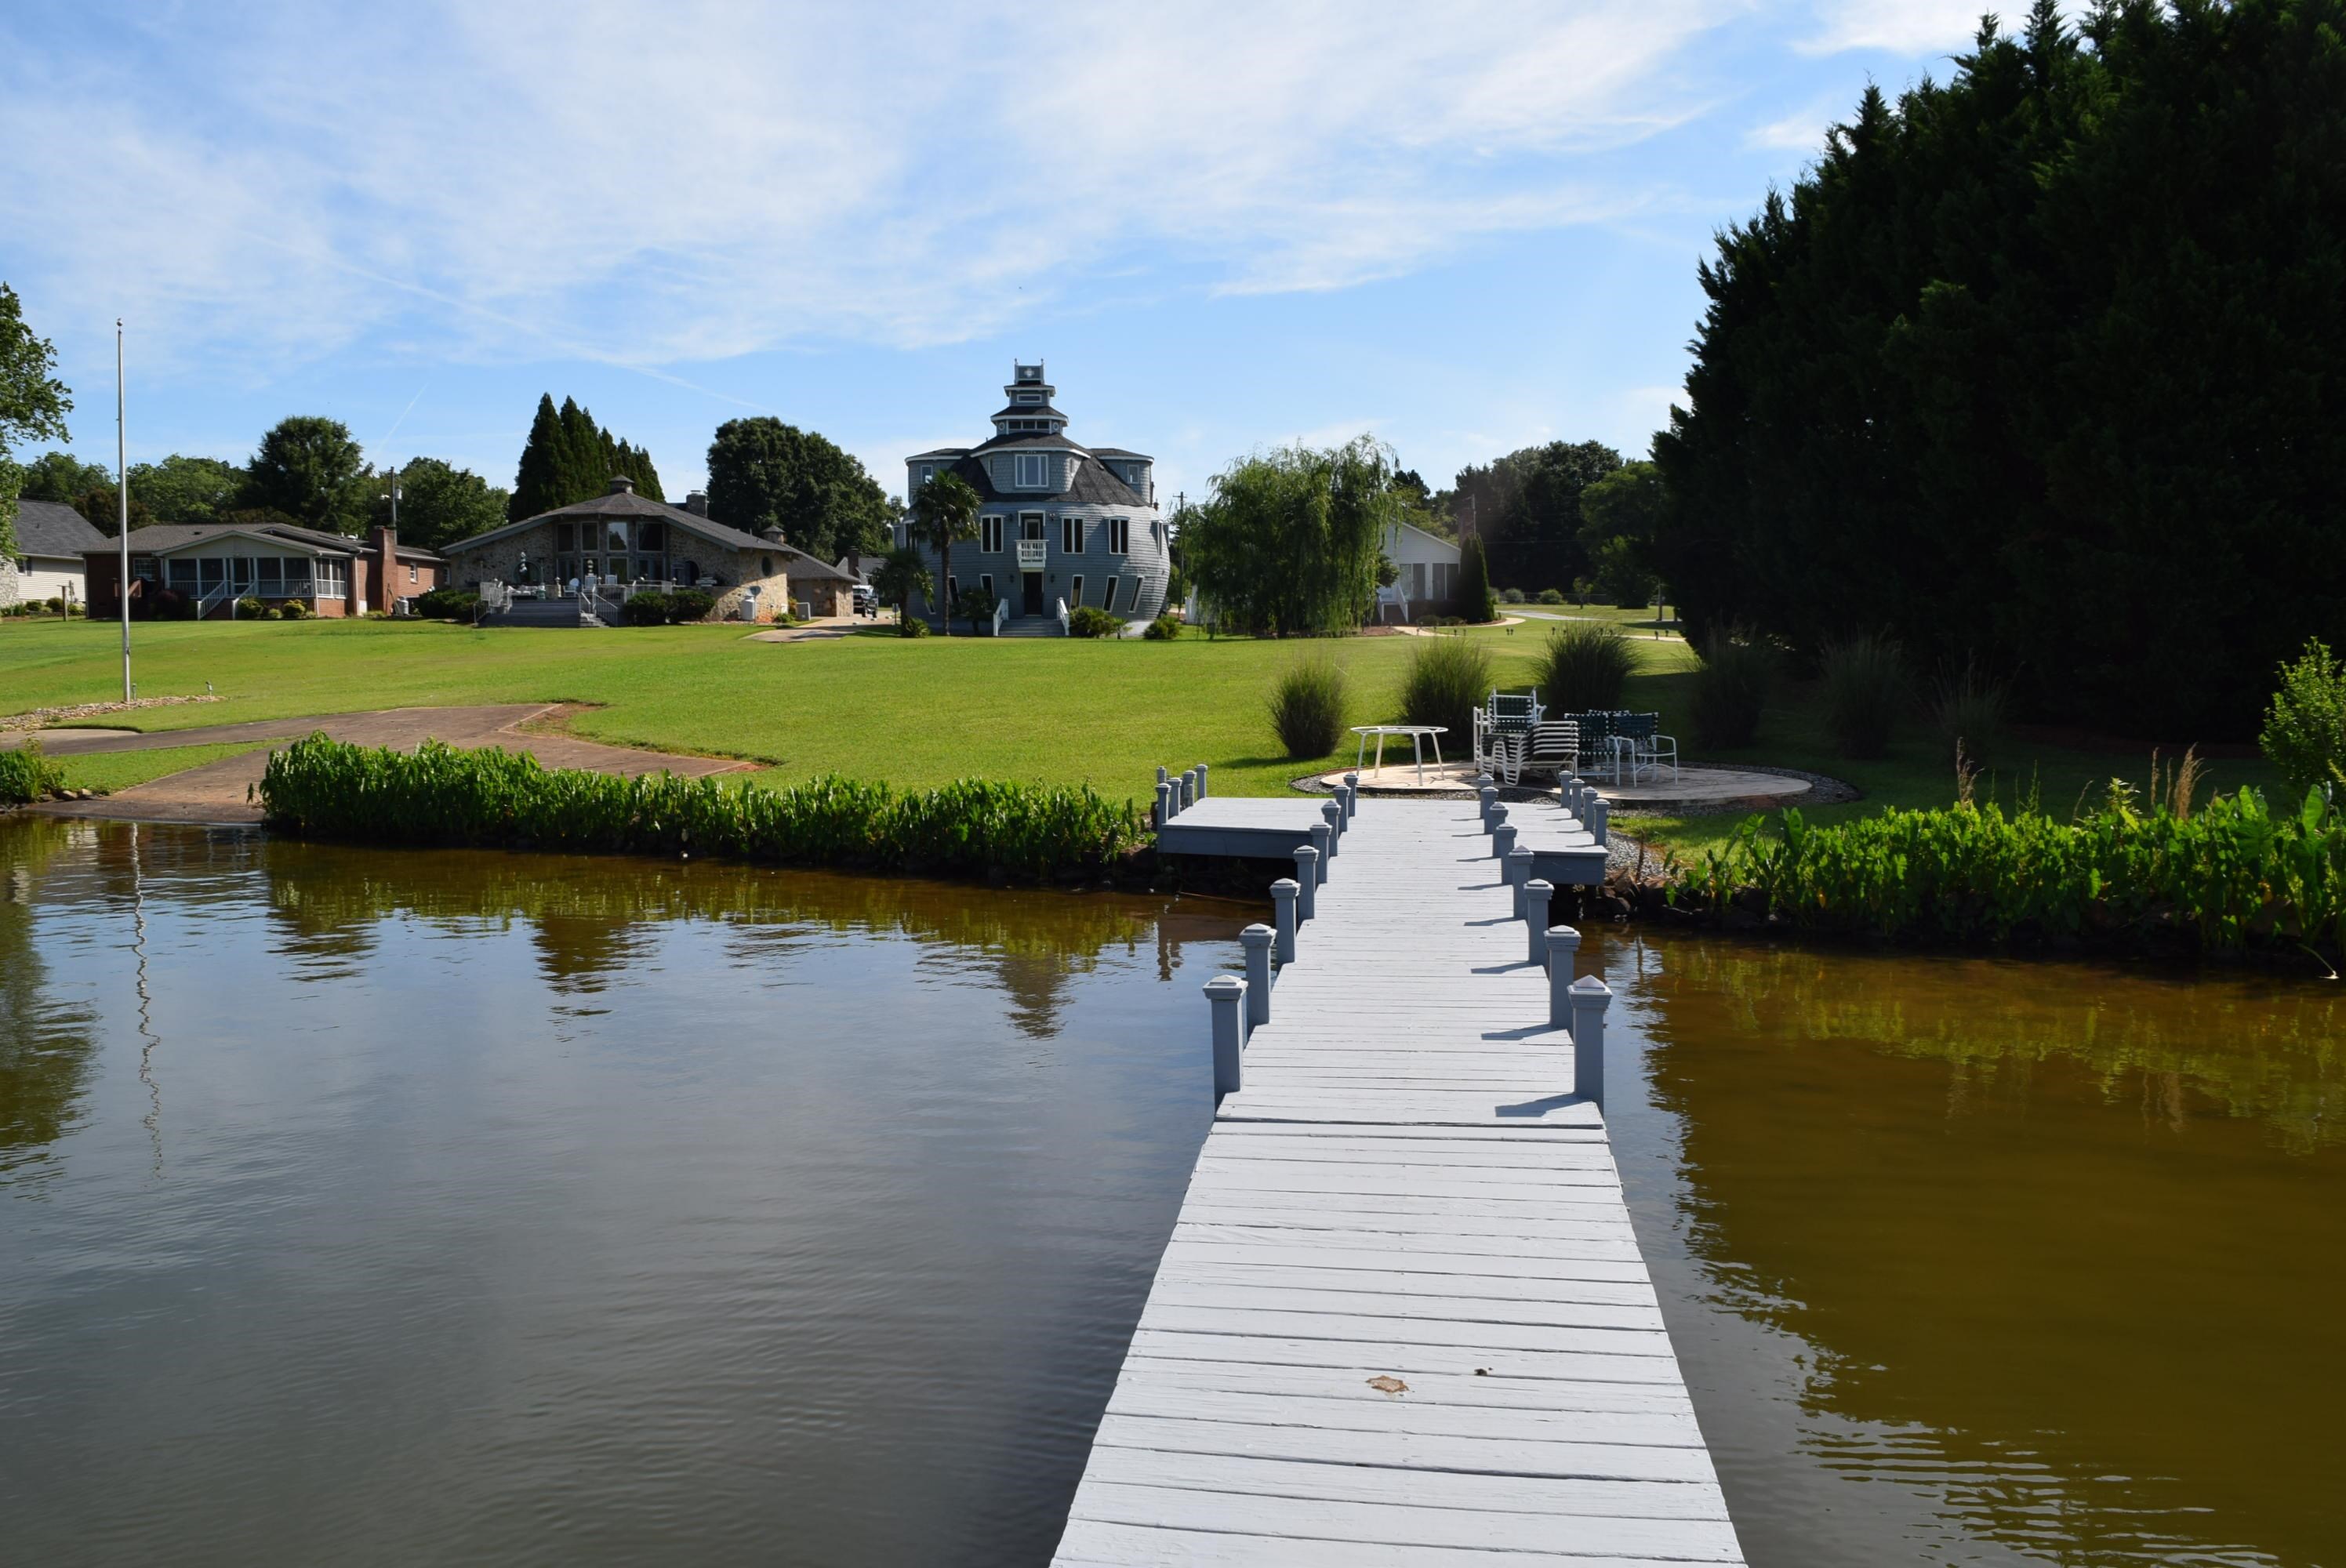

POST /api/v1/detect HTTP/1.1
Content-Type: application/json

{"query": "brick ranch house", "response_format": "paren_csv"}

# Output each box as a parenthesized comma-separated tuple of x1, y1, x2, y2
(84, 521, 445, 619)
(439, 477, 859, 622)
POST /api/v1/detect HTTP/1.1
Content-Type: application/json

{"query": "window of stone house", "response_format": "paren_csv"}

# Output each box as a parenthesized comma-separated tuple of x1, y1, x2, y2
(556, 522, 576, 551)
(607, 521, 628, 554)
(639, 522, 664, 551)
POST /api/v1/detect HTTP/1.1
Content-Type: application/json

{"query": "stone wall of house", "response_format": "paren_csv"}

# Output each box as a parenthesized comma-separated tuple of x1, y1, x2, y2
(713, 557, 793, 623)
(445, 524, 558, 593)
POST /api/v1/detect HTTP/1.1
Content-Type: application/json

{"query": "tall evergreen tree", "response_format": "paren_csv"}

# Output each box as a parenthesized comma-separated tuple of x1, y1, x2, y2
(1654, 0, 2346, 736)
(508, 394, 664, 519)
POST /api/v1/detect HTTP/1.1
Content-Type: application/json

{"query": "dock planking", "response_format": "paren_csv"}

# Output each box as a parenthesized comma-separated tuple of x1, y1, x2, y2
(1050, 795, 1742, 1564)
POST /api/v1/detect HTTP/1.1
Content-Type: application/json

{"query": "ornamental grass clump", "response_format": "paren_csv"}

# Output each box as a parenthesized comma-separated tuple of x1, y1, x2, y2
(1928, 654, 2011, 767)
(1397, 633, 1492, 742)
(1669, 782, 2346, 963)
(256, 735, 1149, 882)
(1538, 622, 1634, 713)
(1267, 653, 1349, 759)
(1818, 633, 1907, 758)
(1688, 624, 1773, 749)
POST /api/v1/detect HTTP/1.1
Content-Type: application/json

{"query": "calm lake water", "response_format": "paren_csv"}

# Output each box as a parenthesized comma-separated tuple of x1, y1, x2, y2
(4, 818, 2341, 1565)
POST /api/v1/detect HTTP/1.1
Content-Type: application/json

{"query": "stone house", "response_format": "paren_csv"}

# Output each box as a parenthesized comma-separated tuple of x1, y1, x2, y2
(439, 477, 857, 622)
(897, 362, 1169, 633)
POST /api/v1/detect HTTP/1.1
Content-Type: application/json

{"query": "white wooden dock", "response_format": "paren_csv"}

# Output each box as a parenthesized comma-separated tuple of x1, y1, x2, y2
(1051, 794, 1743, 1565)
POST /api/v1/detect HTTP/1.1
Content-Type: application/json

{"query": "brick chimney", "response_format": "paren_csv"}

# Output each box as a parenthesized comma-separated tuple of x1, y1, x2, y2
(685, 490, 710, 517)
(609, 474, 636, 495)
(373, 524, 398, 611)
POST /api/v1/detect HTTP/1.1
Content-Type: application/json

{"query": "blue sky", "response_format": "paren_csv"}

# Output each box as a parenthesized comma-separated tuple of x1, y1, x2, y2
(1, 0, 2010, 508)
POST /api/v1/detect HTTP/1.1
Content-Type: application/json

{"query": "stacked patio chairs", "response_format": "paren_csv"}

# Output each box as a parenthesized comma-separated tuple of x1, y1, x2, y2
(1471, 689, 1545, 784)
(1518, 718, 1582, 782)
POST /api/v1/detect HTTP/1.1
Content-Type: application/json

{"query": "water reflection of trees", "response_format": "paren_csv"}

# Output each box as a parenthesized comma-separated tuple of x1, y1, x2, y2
(1632, 932, 2346, 1566)
(0, 821, 100, 1179)
(258, 841, 1245, 1033)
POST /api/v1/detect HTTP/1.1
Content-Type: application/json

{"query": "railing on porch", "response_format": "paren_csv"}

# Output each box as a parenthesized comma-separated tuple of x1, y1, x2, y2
(993, 598, 1009, 637)
(1015, 539, 1047, 570)
(1055, 597, 1070, 637)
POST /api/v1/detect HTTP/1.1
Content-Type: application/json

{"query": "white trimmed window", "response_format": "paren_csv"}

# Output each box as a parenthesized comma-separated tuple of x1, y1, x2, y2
(979, 573, 994, 599)
(1102, 575, 1118, 610)
(1016, 391, 1041, 405)
(1107, 517, 1129, 555)
(1061, 516, 1080, 554)
(1070, 574, 1084, 607)
(1014, 452, 1048, 488)
(980, 515, 1003, 553)
(916, 463, 935, 488)
(945, 574, 958, 608)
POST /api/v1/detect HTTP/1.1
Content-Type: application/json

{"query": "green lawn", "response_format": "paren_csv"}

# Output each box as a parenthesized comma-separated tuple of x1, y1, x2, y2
(0, 617, 2276, 848)
(52, 741, 274, 796)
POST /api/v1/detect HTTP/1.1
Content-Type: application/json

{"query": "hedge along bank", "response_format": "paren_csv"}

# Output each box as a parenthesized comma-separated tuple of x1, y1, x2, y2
(1666, 786, 2346, 966)
(255, 735, 1152, 882)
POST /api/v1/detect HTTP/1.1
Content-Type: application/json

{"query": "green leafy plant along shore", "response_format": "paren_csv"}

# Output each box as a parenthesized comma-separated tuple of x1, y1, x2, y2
(257, 735, 1150, 882)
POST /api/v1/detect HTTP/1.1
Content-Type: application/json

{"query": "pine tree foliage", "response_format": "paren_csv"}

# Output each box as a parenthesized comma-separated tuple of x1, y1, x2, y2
(508, 394, 665, 520)
(1654, 0, 2346, 737)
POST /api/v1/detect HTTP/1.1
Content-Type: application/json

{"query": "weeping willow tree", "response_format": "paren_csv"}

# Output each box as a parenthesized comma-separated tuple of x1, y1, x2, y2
(1183, 436, 1397, 635)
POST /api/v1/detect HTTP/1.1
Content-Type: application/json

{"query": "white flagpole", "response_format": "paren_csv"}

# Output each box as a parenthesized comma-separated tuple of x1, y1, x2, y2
(117, 318, 132, 701)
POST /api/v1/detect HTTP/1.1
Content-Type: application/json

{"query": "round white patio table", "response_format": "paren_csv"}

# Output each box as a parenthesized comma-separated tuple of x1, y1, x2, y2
(1351, 724, 1447, 783)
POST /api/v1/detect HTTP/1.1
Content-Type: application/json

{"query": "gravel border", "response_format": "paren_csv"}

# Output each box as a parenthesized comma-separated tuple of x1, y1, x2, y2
(1, 695, 225, 734)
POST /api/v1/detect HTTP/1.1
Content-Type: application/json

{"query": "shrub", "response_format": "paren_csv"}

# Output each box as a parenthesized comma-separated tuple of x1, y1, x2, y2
(1267, 653, 1349, 759)
(0, 738, 66, 804)
(666, 588, 716, 623)
(1499, 586, 1526, 605)
(1690, 625, 1773, 749)
(44, 597, 63, 612)
(1538, 622, 1635, 713)
(234, 596, 265, 619)
(1929, 654, 2012, 767)
(2261, 638, 2346, 800)
(256, 735, 1150, 882)
(277, 598, 308, 620)
(1068, 605, 1122, 638)
(897, 612, 930, 637)
(414, 587, 481, 622)
(1818, 634, 1907, 758)
(1143, 613, 1182, 641)
(621, 592, 671, 626)
(1535, 587, 1566, 605)
(1398, 633, 1493, 741)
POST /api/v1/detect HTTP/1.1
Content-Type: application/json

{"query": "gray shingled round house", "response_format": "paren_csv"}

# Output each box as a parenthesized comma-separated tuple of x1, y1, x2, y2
(898, 362, 1168, 634)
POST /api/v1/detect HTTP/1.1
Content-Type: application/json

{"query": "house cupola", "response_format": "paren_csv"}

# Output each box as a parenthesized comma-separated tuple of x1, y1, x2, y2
(609, 474, 636, 495)
(993, 359, 1069, 437)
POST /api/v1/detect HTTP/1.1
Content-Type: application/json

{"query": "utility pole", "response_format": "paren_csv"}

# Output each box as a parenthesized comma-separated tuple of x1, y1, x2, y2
(116, 319, 131, 701)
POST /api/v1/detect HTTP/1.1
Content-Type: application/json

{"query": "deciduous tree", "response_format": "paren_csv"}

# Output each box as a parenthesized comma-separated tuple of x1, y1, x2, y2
(126, 454, 245, 524)
(705, 416, 893, 561)
(1182, 436, 1396, 635)
(0, 283, 72, 558)
(245, 416, 367, 534)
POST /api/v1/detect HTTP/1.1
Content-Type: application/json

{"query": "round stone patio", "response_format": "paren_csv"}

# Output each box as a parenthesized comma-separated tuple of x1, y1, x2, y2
(1313, 760, 1814, 809)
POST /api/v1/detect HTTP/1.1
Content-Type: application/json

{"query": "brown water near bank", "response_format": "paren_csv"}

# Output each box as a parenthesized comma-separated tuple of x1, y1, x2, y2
(5, 817, 2341, 1564)
(1596, 934, 2346, 1566)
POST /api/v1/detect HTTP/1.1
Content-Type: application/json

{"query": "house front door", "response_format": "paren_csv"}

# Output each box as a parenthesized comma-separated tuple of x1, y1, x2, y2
(1022, 572, 1044, 616)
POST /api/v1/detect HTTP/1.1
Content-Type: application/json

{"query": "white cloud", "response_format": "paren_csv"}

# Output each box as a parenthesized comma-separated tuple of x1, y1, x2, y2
(1745, 95, 1847, 153)
(0, 0, 1748, 379)
(1798, 0, 1992, 55)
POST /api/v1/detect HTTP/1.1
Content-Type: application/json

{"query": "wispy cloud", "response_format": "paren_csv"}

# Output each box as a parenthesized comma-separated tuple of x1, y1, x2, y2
(1797, 0, 1996, 56)
(0, 0, 1749, 379)
(1745, 93, 1847, 153)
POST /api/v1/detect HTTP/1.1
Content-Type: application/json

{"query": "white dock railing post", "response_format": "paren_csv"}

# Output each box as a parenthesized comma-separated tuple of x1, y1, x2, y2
(1321, 800, 1342, 854)
(1588, 797, 1609, 847)
(1241, 924, 1273, 1025)
(1570, 975, 1612, 1108)
(1491, 821, 1516, 866)
(1523, 880, 1553, 964)
(1196, 762, 1210, 799)
(1181, 768, 1198, 809)
(1155, 781, 1174, 829)
(1308, 823, 1331, 884)
(1270, 879, 1299, 963)
(1546, 925, 1582, 1025)
(1506, 846, 1534, 917)
(1343, 773, 1359, 821)
(1205, 975, 1246, 1096)
(1479, 785, 1498, 829)
(1293, 846, 1319, 918)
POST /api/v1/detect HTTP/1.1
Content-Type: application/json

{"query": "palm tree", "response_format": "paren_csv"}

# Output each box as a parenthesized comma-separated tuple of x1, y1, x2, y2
(870, 547, 932, 637)
(906, 470, 981, 636)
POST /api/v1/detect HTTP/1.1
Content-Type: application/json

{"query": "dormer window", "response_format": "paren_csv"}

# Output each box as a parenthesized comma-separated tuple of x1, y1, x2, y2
(916, 463, 935, 487)
(1014, 452, 1048, 488)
